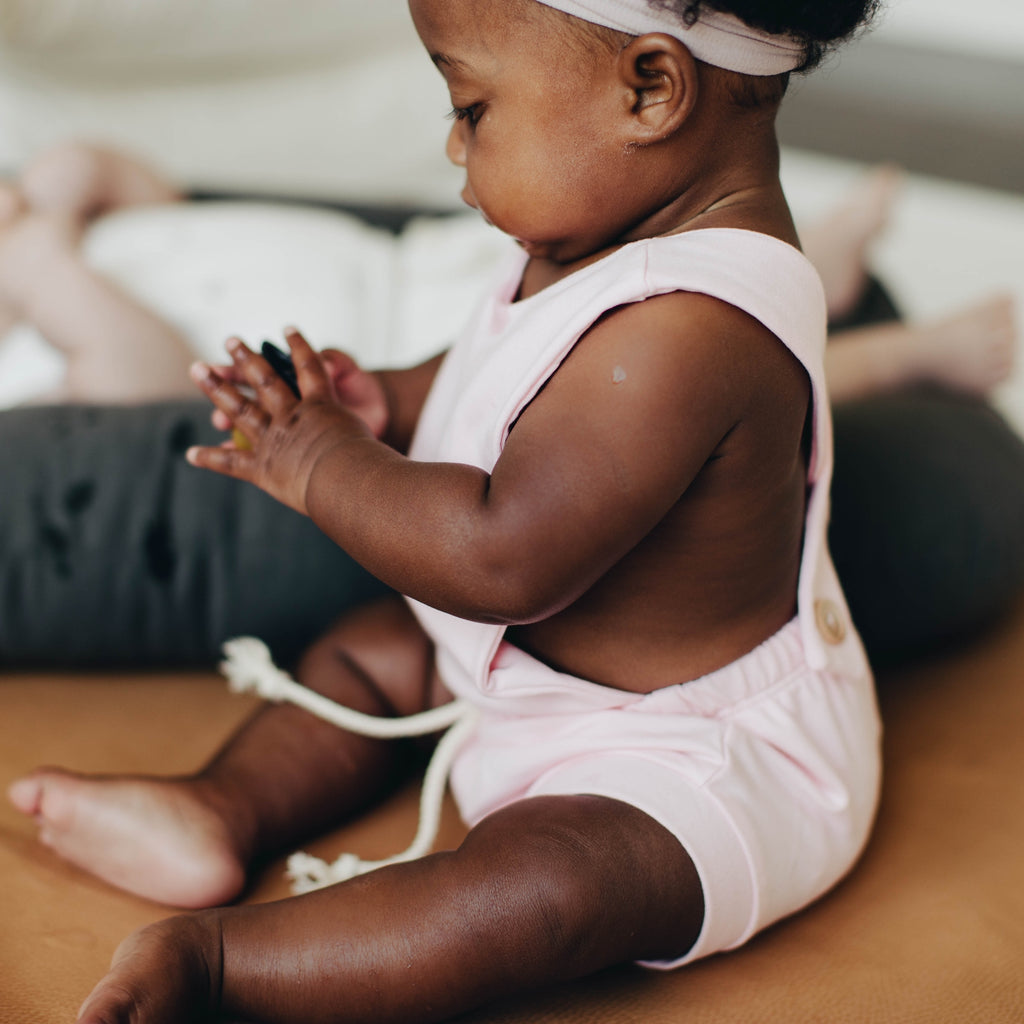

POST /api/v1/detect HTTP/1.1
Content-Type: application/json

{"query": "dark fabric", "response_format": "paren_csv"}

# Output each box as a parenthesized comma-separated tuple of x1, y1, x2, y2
(830, 389, 1024, 667)
(827, 274, 902, 334)
(0, 402, 390, 669)
(825, 277, 1024, 665)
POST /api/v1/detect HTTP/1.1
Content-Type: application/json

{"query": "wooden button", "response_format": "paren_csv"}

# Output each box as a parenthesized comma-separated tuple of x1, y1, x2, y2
(814, 599, 846, 645)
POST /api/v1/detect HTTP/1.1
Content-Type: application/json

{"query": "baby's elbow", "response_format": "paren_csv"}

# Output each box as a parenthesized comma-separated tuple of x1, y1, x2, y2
(482, 587, 562, 627)
(469, 546, 575, 626)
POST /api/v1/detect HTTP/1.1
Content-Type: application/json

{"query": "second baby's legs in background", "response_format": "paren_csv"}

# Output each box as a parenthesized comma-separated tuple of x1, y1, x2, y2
(803, 165, 1018, 401)
(0, 143, 195, 401)
(19, 141, 183, 220)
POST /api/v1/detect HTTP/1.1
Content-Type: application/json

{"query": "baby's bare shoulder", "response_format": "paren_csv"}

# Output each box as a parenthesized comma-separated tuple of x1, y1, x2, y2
(570, 289, 805, 418)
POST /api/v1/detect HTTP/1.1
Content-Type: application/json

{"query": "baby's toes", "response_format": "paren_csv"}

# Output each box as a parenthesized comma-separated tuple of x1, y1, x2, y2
(10, 769, 84, 838)
(7, 773, 45, 815)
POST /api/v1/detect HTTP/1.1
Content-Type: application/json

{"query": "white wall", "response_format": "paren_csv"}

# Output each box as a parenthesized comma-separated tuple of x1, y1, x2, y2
(878, 0, 1024, 61)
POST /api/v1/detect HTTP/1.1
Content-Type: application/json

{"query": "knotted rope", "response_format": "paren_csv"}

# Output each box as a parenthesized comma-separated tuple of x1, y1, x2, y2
(220, 637, 479, 893)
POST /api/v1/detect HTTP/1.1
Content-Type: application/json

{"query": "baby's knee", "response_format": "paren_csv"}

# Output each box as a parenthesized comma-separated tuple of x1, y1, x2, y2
(295, 596, 436, 716)
(21, 141, 110, 213)
(458, 795, 704, 967)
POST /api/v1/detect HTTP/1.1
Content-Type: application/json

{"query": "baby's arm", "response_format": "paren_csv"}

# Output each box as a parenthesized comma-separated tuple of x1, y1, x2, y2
(188, 296, 767, 623)
(375, 351, 448, 452)
(78, 793, 703, 1024)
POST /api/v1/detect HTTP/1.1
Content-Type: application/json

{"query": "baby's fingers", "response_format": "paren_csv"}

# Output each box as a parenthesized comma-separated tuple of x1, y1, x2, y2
(190, 361, 269, 445)
(185, 441, 258, 481)
(211, 408, 234, 433)
(225, 337, 299, 413)
(284, 327, 331, 400)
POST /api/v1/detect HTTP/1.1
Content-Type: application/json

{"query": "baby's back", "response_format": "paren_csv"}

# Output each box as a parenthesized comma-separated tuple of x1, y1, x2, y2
(507, 288, 812, 693)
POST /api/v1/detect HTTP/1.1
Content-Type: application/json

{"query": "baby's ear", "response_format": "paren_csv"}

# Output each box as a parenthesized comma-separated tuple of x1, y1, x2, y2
(616, 33, 698, 143)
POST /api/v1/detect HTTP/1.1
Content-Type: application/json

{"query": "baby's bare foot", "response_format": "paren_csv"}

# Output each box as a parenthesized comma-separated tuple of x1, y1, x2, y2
(802, 165, 902, 321)
(20, 141, 181, 222)
(7, 769, 246, 909)
(909, 294, 1018, 395)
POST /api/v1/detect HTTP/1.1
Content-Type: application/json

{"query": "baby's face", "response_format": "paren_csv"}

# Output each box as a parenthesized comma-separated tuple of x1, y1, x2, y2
(409, 0, 648, 265)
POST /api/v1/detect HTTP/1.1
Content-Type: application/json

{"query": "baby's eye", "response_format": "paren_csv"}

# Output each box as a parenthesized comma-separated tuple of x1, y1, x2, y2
(447, 104, 483, 128)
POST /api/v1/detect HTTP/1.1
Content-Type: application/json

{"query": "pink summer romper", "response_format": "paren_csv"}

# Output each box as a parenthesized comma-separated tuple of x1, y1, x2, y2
(406, 228, 883, 966)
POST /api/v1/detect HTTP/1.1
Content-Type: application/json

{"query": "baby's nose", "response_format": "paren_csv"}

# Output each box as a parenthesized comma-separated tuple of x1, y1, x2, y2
(446, 121, 467, 168)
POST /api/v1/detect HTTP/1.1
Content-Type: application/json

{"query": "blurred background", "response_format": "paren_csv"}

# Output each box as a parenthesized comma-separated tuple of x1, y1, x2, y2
(0, 0, 1020, 424)
(780, 0, 1024, 191)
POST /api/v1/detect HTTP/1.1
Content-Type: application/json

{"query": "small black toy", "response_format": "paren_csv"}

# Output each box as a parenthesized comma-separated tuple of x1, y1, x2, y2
(261, 340, 301, 398)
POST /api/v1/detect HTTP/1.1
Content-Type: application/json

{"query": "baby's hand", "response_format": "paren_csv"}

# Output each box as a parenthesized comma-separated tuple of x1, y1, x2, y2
(320, 347, 389, 439)
(187, 328, 374, 515)
(77, 916, 219, 1024)
(209, 341, 389, 440)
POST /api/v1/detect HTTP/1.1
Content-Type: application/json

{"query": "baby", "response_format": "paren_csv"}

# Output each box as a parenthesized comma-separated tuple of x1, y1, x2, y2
(9, 0, 884, 1020)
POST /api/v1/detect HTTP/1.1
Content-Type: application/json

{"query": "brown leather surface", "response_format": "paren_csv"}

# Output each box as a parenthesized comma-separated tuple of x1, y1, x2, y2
(4, 606, 1024, 1023)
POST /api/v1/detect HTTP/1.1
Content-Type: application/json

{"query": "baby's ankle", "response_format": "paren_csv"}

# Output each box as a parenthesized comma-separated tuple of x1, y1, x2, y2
(187, 772, 262, 867)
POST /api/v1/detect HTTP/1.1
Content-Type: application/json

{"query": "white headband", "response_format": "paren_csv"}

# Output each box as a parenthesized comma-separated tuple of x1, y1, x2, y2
(535, 0, 805, 75)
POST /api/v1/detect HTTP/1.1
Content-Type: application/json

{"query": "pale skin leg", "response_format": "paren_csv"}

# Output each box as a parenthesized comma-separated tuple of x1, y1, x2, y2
(800, 164, 902, 322)
(0, 143, 194, 401)
(10, 597, 704, 1022)
(18, 140, 183, 217)
(825, 293, 1018, 403)
(802, 165, 1018, 400)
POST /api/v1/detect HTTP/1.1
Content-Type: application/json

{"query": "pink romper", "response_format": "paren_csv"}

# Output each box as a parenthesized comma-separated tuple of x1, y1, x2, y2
(406, 228, 882, 966)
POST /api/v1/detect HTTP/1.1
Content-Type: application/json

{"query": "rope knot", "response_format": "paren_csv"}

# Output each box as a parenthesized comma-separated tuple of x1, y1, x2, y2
(220, 637, 294, 702)
(219, 636, 481, 894)
(286, 851, 366, 893)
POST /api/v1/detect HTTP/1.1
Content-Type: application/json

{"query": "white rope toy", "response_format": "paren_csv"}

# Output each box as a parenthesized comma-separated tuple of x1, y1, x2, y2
(220, 637, 480, 894)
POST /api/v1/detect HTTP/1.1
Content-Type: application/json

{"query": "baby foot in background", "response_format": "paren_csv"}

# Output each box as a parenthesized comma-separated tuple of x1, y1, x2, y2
(802, 164, 903, 321)
(908, 293, 1018, 395)
(19, 141, 181, 223)
(7, 769, 247, 909)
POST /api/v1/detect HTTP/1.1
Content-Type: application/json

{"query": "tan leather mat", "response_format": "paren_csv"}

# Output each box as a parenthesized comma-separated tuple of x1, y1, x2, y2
(4, 606, 1024, 1023)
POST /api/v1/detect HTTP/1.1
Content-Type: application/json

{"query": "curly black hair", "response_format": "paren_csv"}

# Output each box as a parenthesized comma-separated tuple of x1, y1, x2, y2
(651, 0, 882, 71)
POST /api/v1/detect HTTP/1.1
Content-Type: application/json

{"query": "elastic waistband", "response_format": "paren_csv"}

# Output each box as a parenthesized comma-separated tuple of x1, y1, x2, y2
(637, 617, 807, 718)
(471, 618, 809, 718)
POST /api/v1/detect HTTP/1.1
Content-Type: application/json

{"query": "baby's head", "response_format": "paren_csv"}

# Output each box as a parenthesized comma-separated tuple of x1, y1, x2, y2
(410, 0, 878, 262)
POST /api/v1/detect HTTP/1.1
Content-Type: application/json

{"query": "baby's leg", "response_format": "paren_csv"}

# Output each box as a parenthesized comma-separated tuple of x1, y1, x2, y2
(0, 144, 191, 401)
(8, 597, 436, 908)
(827, 293, 1017, 402)
(19, 141, 181, 221)
(78, 794, 704, 1024)
(0, 190, 197, 401)
(801, 165, 902, 321)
